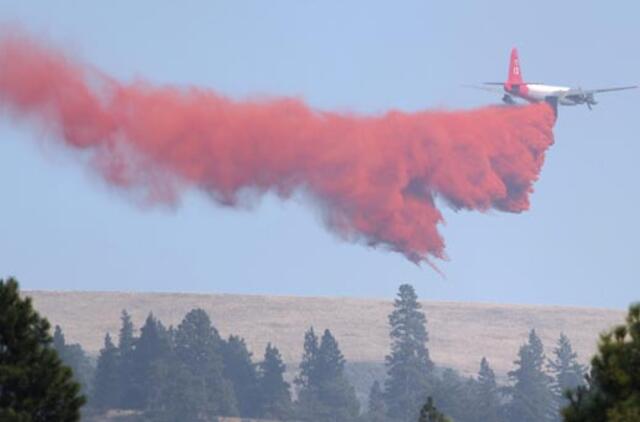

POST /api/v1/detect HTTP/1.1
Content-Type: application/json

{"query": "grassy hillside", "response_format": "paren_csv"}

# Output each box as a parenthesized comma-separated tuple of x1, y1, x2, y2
(27, 290, 623, 380)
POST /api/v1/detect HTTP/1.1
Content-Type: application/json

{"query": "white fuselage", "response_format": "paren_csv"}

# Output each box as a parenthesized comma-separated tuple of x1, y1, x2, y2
(507, 84, 577, 105)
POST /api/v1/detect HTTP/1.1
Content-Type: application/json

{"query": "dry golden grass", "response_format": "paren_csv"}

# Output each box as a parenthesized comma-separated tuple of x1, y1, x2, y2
(27, 290, 624, 378)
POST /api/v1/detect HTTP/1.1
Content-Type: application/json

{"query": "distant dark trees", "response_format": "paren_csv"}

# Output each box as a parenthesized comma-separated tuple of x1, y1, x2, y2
(52, 324, 94, 396)
(372, 284, 588, 422)
(294, 327, 360, 421)
(18, 280, 601, 422)
(0, 278, 85, 421)
(84, 306, 296, 420)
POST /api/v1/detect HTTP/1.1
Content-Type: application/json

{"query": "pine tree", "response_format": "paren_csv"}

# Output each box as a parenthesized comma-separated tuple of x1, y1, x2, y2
(92, 333, 121, 410)
(52, 325, 94, 397)
(563, 304, 640, 421)
(548, 333, 586, 414)
(473, 357, 502, 422)
(117, 309, 136, 409)
(295, 328, 360, 422)
(295, 327, 320, 391)
(316, 329, 360, 421)
(129, 313, 171, 409)
(366, 381, 387, 422)
(0, 277, 85, 421)
(221, 335, 260, 417)
(257, 343, 293, 420)
(174, 308, 237, 418)
(384, 284, 434, 422)
(507, 329, 555, 422)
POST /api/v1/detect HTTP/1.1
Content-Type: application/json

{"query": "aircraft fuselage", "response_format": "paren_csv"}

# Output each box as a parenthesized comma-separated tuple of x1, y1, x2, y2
(505, 84, 578, 106)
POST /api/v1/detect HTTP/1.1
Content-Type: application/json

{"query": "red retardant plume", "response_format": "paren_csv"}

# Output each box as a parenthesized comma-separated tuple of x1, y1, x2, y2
(0, 33, 555, 265)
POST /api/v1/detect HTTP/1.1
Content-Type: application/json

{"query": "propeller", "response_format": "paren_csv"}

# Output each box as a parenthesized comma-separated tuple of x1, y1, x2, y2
(577, 86, 594, 110)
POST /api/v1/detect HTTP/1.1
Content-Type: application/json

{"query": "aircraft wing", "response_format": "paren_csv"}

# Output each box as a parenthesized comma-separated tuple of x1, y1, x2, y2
(586, 85, 638, 94)
(463, 84, 504, 94)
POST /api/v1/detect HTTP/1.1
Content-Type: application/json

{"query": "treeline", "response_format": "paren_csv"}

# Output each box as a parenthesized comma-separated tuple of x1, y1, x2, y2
(51, 284, 588, 421)
(54, 308, 362, 420)
(364, 284, 587, 422)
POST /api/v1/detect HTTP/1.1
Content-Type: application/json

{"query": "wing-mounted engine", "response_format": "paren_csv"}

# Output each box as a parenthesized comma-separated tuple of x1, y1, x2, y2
(564, 88, 598, 109)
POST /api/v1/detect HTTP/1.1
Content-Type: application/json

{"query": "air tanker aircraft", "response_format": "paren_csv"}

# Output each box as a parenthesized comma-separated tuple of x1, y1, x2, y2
(473, 48, 637, 113)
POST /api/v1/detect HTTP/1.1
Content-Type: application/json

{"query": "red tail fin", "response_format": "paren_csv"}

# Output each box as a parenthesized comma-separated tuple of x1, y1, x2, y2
(507, 48, 524, 85)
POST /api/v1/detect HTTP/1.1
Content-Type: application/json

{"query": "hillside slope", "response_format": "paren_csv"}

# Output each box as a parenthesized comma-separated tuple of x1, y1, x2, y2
(28, 291, 623, 378)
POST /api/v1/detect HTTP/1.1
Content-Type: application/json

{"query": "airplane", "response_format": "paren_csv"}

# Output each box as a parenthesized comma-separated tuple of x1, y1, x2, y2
(470, 48, 637, 114)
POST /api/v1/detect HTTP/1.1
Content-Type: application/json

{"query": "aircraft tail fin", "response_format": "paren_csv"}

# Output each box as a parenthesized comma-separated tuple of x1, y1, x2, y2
(507, 47, 524, 86)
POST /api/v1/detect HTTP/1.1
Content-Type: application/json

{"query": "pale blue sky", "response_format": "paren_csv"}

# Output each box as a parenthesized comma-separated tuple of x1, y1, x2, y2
(1, 1, 638, 308)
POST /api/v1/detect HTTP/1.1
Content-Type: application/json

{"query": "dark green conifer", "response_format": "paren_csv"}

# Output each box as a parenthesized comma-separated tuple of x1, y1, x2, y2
(472, 357, 502, 422)
(507, 329, 555, 422)
(563, 304, 640, 421)
(295, 328, 360, 422)
(92, 333, 121, 410)
(384, 284, 433, 422)
(257, 343, 292, 420)
(117, 310, 136, 409)
(548, 333, 586, 414)
(129, 313, 171, 409)
(174, 308, 237, 417)
(0, 277, 85, 421)
(221, 335, 260, 417)
(295, 327, 320, 390)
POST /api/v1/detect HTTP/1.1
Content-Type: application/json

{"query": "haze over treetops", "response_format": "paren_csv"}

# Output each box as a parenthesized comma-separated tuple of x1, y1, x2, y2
(28, 290, 622, 378)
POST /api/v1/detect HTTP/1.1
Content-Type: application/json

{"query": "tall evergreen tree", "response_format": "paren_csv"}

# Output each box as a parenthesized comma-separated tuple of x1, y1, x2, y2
(129, 313, 171, 410)
(117, 309, 137, 409)
(174, 308, 237, 418)
(91, 333, 121, 410)
(563, 304, 640, 421)
(473, 357, 502, 422)
(0, 277, 85, 421)
(257, 343, 293, 420)
(366, 381, 387, 422)
(548, 333, 586, 414)
(221, 335, 260, 417)
(384, 284, 434, 422)
(296, 328, 360, 422)
(507, 329, 555, 422)
(295, 327, 320, 391)
(52, 325, 94, 397)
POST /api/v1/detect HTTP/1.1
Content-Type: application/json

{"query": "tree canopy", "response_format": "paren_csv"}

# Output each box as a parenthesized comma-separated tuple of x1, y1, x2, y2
(0, 277, 85, 421)
(563, 304, 640, 421)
